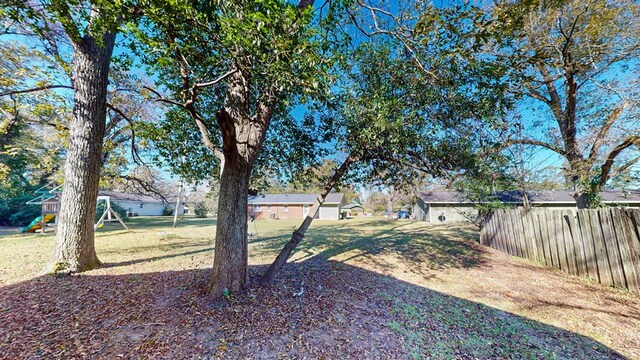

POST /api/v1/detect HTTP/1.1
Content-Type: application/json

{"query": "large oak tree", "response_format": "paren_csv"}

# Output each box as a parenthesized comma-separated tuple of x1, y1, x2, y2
(494, 0, 640, 208)
(134, 0, 330, 298)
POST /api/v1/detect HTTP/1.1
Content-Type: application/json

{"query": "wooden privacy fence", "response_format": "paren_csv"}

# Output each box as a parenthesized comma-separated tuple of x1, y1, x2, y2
(480, 208, 640, 294)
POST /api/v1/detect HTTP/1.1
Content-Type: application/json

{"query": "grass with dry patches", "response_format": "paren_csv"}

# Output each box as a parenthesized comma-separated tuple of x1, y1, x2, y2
(1, 216, 638, 358)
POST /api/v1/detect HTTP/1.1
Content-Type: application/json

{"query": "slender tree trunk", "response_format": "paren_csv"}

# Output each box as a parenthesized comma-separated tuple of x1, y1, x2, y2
(46, 34, 116, 274)
(261, 156, 353, 283)
(207, 152, 252, 298)
(387, 197, 394, 220)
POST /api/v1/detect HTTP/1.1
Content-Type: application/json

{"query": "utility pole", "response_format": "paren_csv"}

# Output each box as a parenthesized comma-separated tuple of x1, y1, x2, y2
(173, 179, 183, 228)
(173, 155, 186, 228)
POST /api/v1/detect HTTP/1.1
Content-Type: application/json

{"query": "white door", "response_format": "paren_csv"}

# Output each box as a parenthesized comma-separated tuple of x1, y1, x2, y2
(303, 204, 309, 218)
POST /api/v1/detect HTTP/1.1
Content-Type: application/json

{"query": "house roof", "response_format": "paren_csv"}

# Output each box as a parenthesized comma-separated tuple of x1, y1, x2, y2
(248, 193, 345, 205)
(98, 190, 166, 204)
(418, 189, 640, 205)
(342, 203, 364, 210)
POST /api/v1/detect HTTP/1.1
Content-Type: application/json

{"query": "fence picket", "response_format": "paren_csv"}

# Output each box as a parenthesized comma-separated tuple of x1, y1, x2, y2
(511, 209, 524, 257)
(619, 209, 640, 293)
(561, 211, 577, 275)
(566, 210, 588, 276)
(603, 208, 626, 288)
(591, 210, 614, 286)
(577, 210, 599, 281)
(522, 209, 537, 261)
(540, 210, 553, 267)
(552, 211, 568, 271)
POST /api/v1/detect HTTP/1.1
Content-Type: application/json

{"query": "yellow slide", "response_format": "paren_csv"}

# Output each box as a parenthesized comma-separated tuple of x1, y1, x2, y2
(21, 214, 56, 233)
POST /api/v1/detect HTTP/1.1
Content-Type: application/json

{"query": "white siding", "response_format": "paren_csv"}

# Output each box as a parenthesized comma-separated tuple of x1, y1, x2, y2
(113, 200, 166, 216)
(318, 204, 339, 220)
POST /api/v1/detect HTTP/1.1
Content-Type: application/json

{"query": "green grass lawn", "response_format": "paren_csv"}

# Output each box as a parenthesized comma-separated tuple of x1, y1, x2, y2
(1, 216, 639, 358)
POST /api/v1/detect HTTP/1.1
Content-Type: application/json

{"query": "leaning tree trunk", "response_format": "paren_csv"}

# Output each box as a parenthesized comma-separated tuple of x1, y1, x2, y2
(261, 156, 353, 283)
(46, 34, 116, 274)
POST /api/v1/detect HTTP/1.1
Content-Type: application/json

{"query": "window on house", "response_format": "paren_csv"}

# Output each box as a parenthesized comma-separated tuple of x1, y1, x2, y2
(140, 203, 144, 209)
(283, 205, 288, 212)
(267, 205, 272, 212)
(253, 204, 261, 212)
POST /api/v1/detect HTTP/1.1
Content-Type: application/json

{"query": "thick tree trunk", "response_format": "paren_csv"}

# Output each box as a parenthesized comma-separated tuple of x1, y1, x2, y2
(46, 34, 116, 274)
(261, 156, 352, 283)
(207, 152, 251, 298)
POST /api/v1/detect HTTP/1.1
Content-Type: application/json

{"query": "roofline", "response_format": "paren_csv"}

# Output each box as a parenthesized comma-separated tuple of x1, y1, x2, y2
(421, 200, 640, 205)
(248, 201, 342, 205)
(109, 198, 165, 204)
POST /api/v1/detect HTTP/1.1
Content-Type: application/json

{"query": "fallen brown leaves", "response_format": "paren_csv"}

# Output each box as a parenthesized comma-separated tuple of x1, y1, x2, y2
(0, 258, 625, 359)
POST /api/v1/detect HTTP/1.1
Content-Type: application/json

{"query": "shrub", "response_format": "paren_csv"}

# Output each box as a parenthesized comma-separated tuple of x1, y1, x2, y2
(0, 195, 41, 226)
(163, 206, 174, 216)
(193, 201, 208, 218)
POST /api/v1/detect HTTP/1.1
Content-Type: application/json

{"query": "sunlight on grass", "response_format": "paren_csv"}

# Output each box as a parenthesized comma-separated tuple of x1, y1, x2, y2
(1, 216, 638, 358)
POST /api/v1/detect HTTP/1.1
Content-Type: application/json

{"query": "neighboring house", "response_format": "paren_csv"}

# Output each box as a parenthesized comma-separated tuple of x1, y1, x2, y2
(247, 193, 345, 220)
(98, 190, 185, 216)
(413, 189, 640, 224)
(341, 203, 365, 217)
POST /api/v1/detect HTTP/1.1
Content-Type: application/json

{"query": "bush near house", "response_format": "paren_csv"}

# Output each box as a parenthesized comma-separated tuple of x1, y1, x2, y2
(162, 207, 174, 216)
(193, 202, 208, 218)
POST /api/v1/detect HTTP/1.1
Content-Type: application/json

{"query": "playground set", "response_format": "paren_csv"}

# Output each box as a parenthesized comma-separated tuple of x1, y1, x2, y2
(21, 184, 129, 234)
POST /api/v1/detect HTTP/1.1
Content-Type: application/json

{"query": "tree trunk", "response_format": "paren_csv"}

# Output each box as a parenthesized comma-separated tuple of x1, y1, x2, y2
(207, 152, 252, 298)
(261, 156, 352, 283)
(46, 34, 116, 274)
(574, 193, 589, 209)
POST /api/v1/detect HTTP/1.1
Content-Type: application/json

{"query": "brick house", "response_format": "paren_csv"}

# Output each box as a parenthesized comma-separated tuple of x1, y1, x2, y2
(247, 193, 345, 220)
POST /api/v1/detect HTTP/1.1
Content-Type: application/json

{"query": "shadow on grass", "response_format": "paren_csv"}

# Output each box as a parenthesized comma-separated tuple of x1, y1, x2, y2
(0, 260, 624, 359)
(251, 220, 485, 279)
(95, 217, 217, 234)
(102, 247, 212, 269)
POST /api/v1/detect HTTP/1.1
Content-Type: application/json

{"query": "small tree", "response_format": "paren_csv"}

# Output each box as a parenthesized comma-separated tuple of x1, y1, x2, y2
(261, 3, 512, 281)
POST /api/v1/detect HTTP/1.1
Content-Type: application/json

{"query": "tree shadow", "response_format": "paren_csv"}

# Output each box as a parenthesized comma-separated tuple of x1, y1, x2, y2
(0, 260, 626, 359)
(101, 247, 212, 269)
(96, 217, 217, 234)
(251, 221, 486, 280)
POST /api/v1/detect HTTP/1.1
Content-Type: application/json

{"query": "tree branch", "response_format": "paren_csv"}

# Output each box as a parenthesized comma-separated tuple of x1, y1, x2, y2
(598, 135, 640, 187)
(117, 174, 169, 204)
(588, 101, 629, 161)
(608, 154, 640, 181)
(0, 84, 73, 97)
(143, 86, 224, 161)
(193, 69, 238, 89)
(502, 138, 568, 157)
(105, 102, 144, 165)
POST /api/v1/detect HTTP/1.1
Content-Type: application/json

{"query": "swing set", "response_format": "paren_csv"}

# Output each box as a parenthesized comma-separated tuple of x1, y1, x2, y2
(21, 184, 129, 234)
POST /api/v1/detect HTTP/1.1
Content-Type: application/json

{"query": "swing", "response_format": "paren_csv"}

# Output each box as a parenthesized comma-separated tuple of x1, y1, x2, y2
(95, 196, 130, 231)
